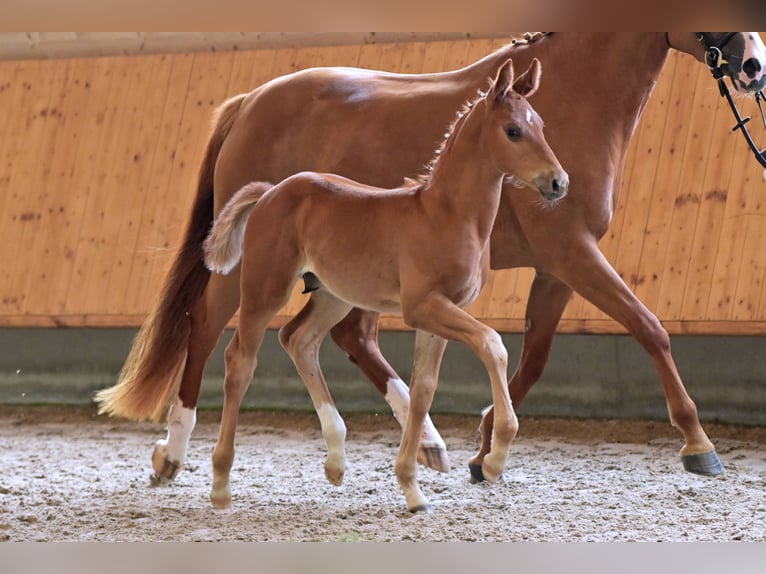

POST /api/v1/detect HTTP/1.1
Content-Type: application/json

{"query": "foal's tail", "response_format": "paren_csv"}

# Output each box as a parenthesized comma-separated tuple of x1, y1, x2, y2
(94, 93, 247, 423)
(204, 181, 273, 275)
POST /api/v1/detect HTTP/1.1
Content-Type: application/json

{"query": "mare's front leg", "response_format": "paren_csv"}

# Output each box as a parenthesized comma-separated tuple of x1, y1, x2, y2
(469, 271, 572, 482)
(555, 241, 721, 474)
(279, 290, 354, 486)
(152, 269, 241, 482)
(329, 307, 449, 472)
(395, 330, 448, 513)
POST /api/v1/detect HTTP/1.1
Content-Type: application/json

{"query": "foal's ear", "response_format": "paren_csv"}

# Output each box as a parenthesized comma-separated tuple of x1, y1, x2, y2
(513, 58, 542, 98)
(490, 59, 515, 103)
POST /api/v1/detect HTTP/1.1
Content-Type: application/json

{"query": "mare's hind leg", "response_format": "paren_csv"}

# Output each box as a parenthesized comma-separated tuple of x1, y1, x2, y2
(152, 269, 241, 482)
(279, 290, 354, 486)
(329, 308, 449, 472)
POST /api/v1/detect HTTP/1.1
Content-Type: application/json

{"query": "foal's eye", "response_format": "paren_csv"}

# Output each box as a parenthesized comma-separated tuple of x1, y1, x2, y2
(506, 126, 522, 141)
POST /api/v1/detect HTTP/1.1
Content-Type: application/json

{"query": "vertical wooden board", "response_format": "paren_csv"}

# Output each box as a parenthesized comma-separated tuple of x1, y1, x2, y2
(654, 64, 719, 320)
(63, 57, 140, 315)
(398, 42, 427, 74)
(376, 43, 407, 72)
(107, 56, 177, 316)
(0, 62, 28, 309)
(357, 44, 383, 70)
(707, 95, 766, 320)
(225, 50, 258, 97)
(751, 155, 766, 319)
(510, 267, 536, 321)
(612, 56, 676, 292)
(482, 268, 524, 322)
(250, 48, 278, 89)
(633, 54, 702, 313)
(732, 164, 766, 319)
(291, 46, 319, 72)
(122, 54, 195, 314)
(464, 39, 495, 64)
(270, 47, 299, 78)
(5, 60, 73, 315)
(441, 40, 472, 71)
(142, 53, 236, 309)
(680, 84, 741, 320)
(91, 56, 174, 316)
(314, 44, 361, 68)
(421, 41, 450, 73)
(20, 58, 105, 315)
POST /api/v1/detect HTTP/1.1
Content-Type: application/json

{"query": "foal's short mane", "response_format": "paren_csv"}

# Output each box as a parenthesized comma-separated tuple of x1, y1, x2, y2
(413, 32, 551, 188)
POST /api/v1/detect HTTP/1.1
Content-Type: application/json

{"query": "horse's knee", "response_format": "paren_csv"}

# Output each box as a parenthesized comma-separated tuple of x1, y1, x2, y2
(631, 311, 671, 357)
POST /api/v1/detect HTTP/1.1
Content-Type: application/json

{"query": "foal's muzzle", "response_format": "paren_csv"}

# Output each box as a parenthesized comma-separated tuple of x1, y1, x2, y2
(534, 171, 569, 202)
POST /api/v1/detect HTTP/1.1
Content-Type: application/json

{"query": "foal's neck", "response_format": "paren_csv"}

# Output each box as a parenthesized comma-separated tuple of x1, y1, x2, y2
(423, 100, 504, 239)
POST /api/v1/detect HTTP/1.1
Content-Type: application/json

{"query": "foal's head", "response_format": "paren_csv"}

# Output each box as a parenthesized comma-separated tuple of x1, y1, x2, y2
(484, 58, 568, 202)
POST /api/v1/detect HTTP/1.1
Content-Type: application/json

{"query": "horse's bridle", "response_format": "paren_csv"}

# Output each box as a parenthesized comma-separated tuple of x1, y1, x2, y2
(695, 32, 766, 169)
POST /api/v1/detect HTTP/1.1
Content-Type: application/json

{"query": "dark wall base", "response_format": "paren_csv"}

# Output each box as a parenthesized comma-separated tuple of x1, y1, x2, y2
(1, 328, 764, 425)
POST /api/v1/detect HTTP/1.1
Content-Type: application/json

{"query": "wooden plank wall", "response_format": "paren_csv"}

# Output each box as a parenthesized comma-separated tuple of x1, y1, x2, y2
(1, 38, 766, 334)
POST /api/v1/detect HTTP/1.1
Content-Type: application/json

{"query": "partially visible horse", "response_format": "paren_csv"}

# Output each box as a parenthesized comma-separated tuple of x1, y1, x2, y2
(201, 59, 567, 511)
(96, 33, 766, 484)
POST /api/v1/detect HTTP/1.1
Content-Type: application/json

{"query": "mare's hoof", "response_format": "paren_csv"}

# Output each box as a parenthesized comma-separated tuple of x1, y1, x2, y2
(469, 463, 485, 484)
(418, 446, 451, 473)
(468, 462, 504, 484)
(409, 504, 433, 514)
(682, 451, 725, 476)
(151, 445, 181, 480)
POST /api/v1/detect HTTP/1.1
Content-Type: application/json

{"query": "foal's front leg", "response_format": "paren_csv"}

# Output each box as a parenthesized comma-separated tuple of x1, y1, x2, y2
(402, 293, 518, 496)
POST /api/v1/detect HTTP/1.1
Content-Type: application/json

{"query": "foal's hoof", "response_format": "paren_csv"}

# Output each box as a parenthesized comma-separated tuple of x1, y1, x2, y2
(151, 444, 182, 481)
(210, 489, 232, 510)
(409, 503, 433, 514)
(325, 466, 345, 487)
(418, 445, 451, 473)
(682, 451, 725, 476)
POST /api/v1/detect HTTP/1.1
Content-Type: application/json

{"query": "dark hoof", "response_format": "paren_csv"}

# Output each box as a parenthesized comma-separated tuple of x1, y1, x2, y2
(682, 451, 725, 476)
(469, 463, 485, 484)
(409, 504, 433, 514)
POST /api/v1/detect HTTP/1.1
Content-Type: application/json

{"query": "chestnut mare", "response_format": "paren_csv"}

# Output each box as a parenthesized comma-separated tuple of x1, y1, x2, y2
(96, 33, 766, 484)
(201, 59, 567, 510)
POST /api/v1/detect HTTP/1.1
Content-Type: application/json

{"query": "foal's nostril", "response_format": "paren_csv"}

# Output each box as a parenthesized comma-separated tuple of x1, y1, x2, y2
(743, 58, 762, 79)
(552, 179, 561, 193)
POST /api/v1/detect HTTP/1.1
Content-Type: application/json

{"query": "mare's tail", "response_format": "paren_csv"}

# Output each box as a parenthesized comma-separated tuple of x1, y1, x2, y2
(203, 181, 273, 275)
(94, 94, 248, 422)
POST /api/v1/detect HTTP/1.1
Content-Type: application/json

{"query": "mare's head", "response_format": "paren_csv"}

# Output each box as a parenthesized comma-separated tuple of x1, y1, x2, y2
(671, 33, 766, 93)
(484, 58, 569, 202)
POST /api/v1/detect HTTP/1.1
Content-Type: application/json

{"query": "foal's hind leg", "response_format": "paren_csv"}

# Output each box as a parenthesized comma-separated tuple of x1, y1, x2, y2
(279, 290, 354, 486)
(395, 330, 448, 512)
(329, 308, 449, 472)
